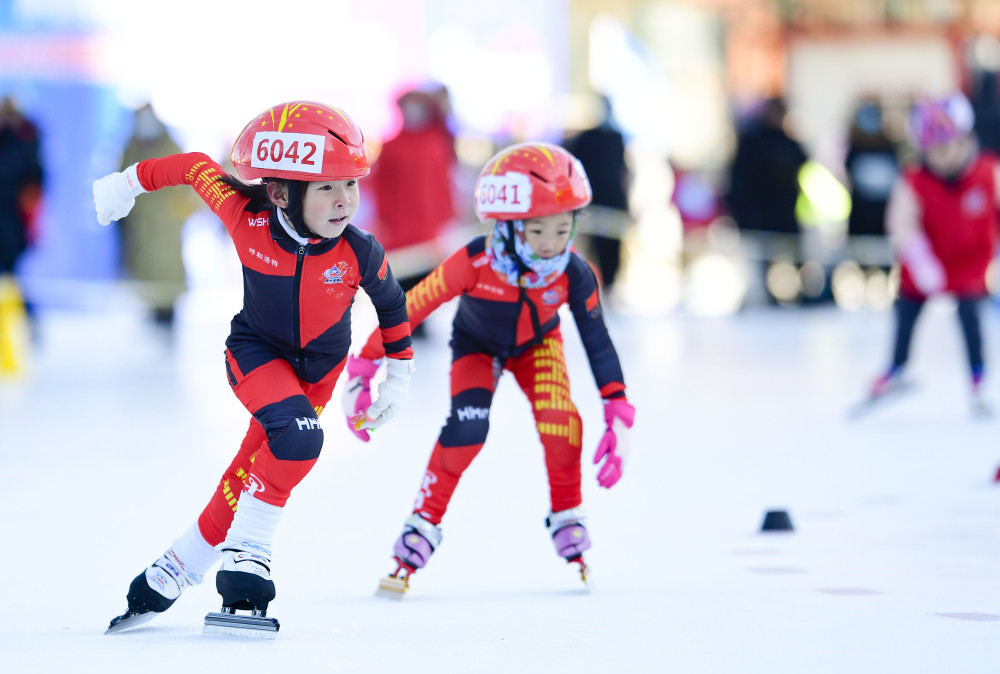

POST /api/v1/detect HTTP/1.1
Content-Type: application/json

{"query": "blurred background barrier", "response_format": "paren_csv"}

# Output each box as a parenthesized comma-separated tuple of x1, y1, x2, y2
(1, 0, 999, 325)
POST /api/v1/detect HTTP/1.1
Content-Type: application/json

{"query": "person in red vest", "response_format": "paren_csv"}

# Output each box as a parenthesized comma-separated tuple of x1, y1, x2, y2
(869, 92, 999, 415)
(367, 83, 457, 337)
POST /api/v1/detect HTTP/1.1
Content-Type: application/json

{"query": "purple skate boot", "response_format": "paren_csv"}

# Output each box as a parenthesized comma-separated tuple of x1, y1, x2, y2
(546, 508, 592, 585)
(377, 514, 443, 599)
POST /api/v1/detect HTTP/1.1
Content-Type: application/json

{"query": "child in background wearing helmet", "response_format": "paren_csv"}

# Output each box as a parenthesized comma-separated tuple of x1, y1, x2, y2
(868, 92, 999, 415)
(342, 142, 635, 593)
(93, 101, 413, 632)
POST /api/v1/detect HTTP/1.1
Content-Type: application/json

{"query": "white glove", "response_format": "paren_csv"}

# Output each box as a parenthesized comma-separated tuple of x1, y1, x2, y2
(352, 358, 413, 433)
(900, 234, 946, 295)
(93, 163, 146, 226)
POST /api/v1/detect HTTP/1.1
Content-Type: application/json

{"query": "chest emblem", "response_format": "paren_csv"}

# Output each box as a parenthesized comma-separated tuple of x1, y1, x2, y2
(323, 261, 352, 284)
(542, 288, 563, 305)
(961, 186, 988, 216)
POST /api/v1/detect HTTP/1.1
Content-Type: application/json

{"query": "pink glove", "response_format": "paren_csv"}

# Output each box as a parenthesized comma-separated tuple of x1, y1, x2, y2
(592, 399, 635, 489)
(341, 355, 381, 442)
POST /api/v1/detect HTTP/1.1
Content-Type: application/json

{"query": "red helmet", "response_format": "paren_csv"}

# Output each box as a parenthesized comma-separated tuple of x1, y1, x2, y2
(231, 101, 370, 182)
(474, 142, 592, 222)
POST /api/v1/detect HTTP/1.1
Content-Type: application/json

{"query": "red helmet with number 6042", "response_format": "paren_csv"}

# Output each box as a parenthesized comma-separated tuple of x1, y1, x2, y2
(231, 101, 370, 182)
(474, 142, 592, 222)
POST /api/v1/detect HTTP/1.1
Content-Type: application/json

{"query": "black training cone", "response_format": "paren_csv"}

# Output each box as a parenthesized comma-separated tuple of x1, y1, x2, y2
(760, 509, 794, 532)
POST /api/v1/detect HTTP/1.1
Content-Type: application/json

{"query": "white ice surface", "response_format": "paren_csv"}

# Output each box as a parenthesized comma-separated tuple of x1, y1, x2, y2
(3, 289, 1000, 673)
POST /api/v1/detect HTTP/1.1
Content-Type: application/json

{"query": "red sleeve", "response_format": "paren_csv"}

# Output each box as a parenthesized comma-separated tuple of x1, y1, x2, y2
(359, 244, 476, 359)
(136, 152, 248, 234)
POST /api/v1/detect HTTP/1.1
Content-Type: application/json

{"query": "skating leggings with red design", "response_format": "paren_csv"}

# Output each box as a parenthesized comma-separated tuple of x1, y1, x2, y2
(412, 328, 583, 525)
(196, 342, 345, 546)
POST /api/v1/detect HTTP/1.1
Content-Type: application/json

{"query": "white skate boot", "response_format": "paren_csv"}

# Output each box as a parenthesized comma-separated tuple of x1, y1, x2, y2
(106, 548, 203, 633)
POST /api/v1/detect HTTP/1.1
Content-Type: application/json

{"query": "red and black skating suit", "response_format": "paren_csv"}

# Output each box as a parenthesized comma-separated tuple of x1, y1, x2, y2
(132, 152, 412, 546)
(360, 235, 626, 524)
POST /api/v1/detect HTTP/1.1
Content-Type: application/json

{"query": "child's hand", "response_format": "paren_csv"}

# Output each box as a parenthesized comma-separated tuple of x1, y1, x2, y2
(358, 358, 413, 433)
(592, 398, 635, 488)
(341, 354, 382, 442)
(92, 163, 146, 226)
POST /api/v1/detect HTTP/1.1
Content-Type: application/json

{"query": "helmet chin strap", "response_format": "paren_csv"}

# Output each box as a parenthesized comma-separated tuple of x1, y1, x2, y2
(505, 220, 532, 277)
(284, 180, 322, 239)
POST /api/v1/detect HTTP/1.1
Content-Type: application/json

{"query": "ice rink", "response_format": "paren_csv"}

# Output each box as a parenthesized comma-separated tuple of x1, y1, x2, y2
(3, 287, 1000, 673)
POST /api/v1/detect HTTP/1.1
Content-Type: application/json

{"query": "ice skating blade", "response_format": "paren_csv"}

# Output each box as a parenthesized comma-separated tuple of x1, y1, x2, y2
(847, 381, 916, 420)
(376, 575, 408, 600)
(105, 610, 156, 634)
(203, 611, 279, 639)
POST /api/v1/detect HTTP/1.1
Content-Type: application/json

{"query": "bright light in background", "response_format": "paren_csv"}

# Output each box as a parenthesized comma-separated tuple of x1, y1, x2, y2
(683, 252, 746, 316)
(617, 143, 682, 314)
(831, 261, 894, 311)
(766, 261, 802, 304)
(833, 261, 867, 311)
(589, 14, 671, 154)
(87, 0, 423, 153)
(428, 25, 554, 137)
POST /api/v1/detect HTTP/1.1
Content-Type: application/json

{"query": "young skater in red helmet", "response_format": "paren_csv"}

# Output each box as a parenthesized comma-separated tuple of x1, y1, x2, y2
(94, 101, 413, 634)
(343, 141, 635, 595)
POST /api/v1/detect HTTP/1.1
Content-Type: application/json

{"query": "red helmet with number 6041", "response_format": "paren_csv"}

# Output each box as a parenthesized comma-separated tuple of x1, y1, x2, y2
(231, 101, 370, 182)
(474, 142, 592, 222)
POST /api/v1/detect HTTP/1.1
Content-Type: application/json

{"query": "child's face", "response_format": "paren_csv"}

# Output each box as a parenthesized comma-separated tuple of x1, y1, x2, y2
(925, 136, 973, 178)
(302, 179, 360, 239)
(523, 212, 574, 259)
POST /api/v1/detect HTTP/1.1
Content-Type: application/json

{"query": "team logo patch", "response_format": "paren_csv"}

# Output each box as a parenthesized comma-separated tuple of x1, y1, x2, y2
(542, 288, 562, 305)
(377, 257, 388, 281)
(244, 473, 265, 497)
(962, 187, 987, 216)
(414, 470, 439, 510)
(323, 261, 352, 284)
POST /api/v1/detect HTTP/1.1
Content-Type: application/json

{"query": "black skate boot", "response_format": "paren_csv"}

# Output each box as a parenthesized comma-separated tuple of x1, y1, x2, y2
(106, 549, 200, 633)
(203, 545, 279, 638)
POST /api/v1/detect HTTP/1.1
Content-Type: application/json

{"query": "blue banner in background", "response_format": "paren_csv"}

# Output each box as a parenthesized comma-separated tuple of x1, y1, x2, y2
(0, 27, 130, 307)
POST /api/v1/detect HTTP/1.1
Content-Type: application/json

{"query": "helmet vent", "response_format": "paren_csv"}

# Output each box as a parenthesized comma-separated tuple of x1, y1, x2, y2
(529, 170, 548, 183)
(328, 130, 347, 146)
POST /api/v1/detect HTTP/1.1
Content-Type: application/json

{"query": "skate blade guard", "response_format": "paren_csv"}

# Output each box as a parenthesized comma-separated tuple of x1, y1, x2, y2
(203, 610, 280, 639)
(105, 610, 157, 634)
(376, 574, 409, 600)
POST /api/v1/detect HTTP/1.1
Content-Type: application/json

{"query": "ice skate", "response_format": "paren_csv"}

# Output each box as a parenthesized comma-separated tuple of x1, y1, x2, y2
(376, 514, 442, 600)
(971, 383, 993, 419)
(203, 544, 279, 638)
(106, 549, 200, 634)
(546, 508, 593, 590)
(848, 371, 915, 419)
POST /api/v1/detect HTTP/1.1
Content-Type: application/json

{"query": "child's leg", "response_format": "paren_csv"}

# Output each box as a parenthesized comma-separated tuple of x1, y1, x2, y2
(889, 293, 926, 374)
(214, 352, 345, 610)
(198, 419, 267, 546)
(956, 295, 985, 384)
(197, 357, 343, 544)
(411, 352, 497, 525)
(509, 330, 583, 514)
